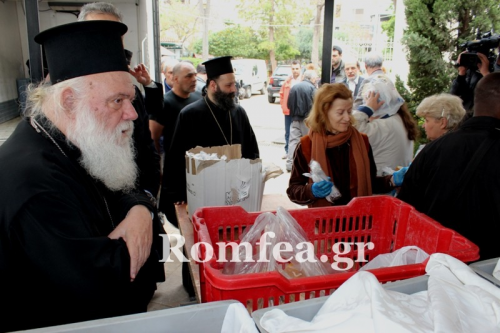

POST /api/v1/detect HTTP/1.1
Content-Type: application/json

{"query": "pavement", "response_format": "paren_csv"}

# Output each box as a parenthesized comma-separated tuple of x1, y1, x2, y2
(0, 116, 20, 147)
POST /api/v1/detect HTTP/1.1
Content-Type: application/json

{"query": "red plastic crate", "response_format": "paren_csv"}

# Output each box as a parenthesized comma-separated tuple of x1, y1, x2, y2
(191, 196, 479, 312)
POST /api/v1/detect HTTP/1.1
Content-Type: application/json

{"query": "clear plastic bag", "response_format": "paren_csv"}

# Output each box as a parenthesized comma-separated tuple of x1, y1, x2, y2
(223, 207, 335, 279)
(361, 74, 404, 118)
(358, 246, 429, 271)
(303, 159, 341, 203)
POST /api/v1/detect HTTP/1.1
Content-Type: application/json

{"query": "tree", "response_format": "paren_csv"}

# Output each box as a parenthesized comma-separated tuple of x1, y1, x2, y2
(381, 4, 395, 40)
(310, 0, 324, 67)
(159, 0, 200, 48)
(402, 0, 500, 105)
(237, 0, 308, 72)
(192, 25, 267, 59)
(296, 27, 314, 61)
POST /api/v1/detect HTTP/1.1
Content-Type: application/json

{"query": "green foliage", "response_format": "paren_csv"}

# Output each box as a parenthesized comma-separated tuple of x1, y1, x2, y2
(381, 16, 395, 40)
(159, 0, 199, 46)
(236, 0, 309, 64)
(381, 3, 395, 40)
(192, 25, 267, 59)
(180, 57, 203, 68)
(402, 0, 500, 111)
(296, 27, 313, 61)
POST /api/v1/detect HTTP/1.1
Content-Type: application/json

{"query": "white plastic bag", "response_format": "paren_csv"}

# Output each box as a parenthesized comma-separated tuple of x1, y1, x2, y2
(303, 159, 341, 203)
(359, 246, 429, 271)
(361, 74, 404, 118)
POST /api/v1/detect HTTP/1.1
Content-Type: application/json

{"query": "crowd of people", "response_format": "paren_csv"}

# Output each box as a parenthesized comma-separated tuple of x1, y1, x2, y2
(0, 1, 499, 331)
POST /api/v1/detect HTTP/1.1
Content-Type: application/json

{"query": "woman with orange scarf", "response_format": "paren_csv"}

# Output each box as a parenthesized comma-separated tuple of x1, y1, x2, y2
(287, 84, 394, 207)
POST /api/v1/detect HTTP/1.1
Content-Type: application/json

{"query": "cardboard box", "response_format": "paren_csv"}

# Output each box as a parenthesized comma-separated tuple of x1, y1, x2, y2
(185, 144, 280, 217)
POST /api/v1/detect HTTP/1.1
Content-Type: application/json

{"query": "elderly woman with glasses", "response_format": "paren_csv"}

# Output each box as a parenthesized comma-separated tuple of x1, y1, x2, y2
(416, 93, 466, 141)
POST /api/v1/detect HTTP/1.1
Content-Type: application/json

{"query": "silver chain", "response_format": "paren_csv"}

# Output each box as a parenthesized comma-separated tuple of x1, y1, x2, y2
(30, 117, 67, 158)
(204, 96, 232, 145)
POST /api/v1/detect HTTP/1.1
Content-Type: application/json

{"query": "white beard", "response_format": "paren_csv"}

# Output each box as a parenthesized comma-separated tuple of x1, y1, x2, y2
(66, 104, 138, 192)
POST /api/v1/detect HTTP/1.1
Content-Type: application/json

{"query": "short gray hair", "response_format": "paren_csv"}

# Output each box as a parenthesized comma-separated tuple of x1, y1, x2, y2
(78, 2, 122, 22)
(161, 58, 179, 74)
(416, 93, 466, 129)
(303, 70, 318, 82)
(364, 52, 384, 69)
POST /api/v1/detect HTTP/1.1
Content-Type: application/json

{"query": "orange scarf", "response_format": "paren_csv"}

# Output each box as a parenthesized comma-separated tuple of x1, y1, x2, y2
(308, 126, 372, 206)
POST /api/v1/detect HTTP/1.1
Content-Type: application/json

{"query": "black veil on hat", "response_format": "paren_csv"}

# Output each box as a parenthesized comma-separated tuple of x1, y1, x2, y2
(34, 20, 129, 84)
(202, 56, 234, 79)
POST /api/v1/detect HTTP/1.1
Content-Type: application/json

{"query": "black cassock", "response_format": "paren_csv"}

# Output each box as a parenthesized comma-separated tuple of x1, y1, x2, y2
(0, 118, 164, 332)
(164, 96, 259, 203)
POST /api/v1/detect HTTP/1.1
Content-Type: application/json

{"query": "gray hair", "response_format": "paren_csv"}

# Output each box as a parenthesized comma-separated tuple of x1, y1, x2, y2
(416, 93, 466, 129)
(364, 52, 384, 69)
(78, 2, 122, 22)
(303, 70, 318, 82)
(24, 77, 89, 131)
(161, 58, 179, 74)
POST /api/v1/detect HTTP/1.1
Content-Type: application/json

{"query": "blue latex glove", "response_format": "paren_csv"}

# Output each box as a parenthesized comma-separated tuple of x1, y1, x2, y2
(312, 179, 334, 198)
(392, 166, 409, 187)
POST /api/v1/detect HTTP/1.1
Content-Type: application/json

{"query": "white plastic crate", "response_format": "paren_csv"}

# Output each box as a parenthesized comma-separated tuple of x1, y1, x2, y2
(21, 300, 240, 333)
(469, 258, 500, 287)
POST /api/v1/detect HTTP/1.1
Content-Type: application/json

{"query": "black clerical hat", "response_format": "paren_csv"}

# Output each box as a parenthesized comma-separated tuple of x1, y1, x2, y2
(34, 21, 129, 84)
(203, 56, 234, 79)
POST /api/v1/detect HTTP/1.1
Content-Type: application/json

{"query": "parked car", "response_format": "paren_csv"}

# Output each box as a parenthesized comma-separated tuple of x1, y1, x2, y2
(267, 65, 292, 103)
(231, 59, 268, 99)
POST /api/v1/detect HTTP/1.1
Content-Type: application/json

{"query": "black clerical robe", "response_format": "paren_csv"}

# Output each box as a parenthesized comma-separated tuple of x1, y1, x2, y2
(133, 83, 162, 196)
(0, 118, 164, 332)
(164, 96, 259, 203)
(398, 117, 500, 260)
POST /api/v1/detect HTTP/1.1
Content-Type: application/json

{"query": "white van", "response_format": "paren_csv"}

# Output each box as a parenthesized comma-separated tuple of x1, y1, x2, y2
(231, 59, 268, 99)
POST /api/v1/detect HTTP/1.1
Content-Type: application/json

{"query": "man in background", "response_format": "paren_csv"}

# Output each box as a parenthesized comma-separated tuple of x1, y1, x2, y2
(342, 58, 364, 98)
(330, 45, 345, 83)
(279, 60, 302, 159)
(353, 51, 385, 109)
(150, 61, 199, 227)
(285, 70, 318, 172)
(161, 57, 179, 93)
(195, 63, 207, 95)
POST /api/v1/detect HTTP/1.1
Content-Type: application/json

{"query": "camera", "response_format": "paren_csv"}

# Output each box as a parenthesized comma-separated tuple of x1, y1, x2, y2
(459, 32, 500, 71)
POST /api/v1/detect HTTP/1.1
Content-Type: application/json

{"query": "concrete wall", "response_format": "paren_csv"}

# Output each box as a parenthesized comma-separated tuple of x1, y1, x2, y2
(0, 1, 25, 122)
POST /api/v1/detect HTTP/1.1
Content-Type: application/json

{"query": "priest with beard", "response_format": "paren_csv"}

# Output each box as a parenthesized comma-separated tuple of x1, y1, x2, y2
(164, 56, 259, 298)
(0, 21, 164, 332)
(164, 56, 260, 206)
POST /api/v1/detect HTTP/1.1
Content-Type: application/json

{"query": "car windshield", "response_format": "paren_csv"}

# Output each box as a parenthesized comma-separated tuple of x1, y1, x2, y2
(274, 66, 292, 76)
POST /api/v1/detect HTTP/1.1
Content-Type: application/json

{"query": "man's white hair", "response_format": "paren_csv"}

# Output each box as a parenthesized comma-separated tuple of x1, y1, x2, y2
(364, 52, 384, 69)
(303, 70, 318, 82)
(161, 58, 180, 74)
(78, 2, 122, 22)
(24, 77, 88, 132)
